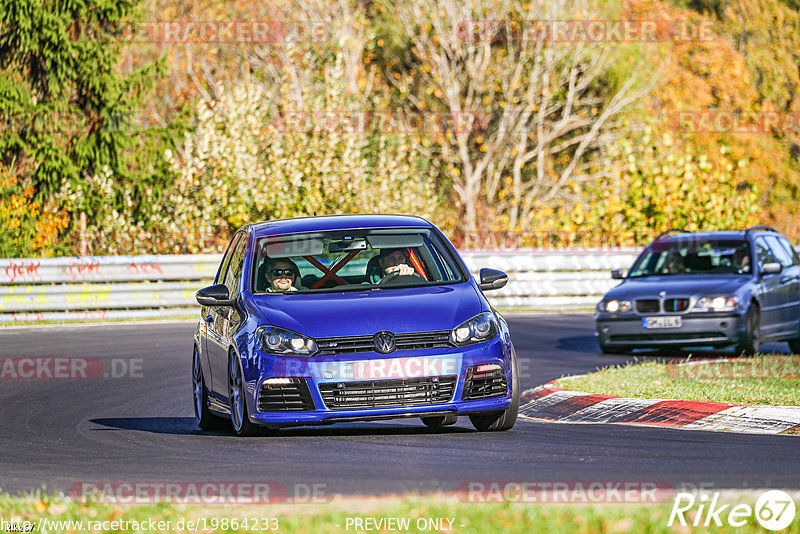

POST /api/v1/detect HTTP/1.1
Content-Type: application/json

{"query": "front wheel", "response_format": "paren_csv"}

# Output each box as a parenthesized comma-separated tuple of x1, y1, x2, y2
(228, 352, 260, 436)
(788, 336, 800, 355)
(470, 346, 520, 432)
(735, 304, 761, 356)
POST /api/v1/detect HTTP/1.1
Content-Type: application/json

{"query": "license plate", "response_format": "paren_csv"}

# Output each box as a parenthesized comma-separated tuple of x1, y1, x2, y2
(643, 316, 682, 329)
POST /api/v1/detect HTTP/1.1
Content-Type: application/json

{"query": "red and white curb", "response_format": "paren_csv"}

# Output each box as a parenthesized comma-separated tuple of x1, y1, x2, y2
(519, 383, 800, 436)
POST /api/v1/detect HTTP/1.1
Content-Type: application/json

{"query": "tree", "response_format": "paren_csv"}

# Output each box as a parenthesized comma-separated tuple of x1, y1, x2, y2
(386, 0, 659, 237)
(0, 0, 177, 253)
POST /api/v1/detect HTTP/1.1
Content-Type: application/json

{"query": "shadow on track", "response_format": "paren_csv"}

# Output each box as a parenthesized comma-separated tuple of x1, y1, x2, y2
(90, 417, 477, 437)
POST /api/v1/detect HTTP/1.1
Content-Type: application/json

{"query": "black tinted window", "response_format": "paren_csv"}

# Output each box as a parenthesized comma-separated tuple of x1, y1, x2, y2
(223, 233, 248, 296)
(215, 233, 241, 285)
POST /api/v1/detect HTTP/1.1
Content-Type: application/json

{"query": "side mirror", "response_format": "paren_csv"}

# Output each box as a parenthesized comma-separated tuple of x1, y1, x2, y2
(611, 269, 625, 280)
(196, 284, 235, 306)
(478, 268, 508, 291)
(761, 262, 782, 275)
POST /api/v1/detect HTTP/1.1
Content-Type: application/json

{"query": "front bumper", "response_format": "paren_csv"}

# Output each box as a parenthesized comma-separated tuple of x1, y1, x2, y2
(241, 337, 513, 426)
(595, 312, 746, 349)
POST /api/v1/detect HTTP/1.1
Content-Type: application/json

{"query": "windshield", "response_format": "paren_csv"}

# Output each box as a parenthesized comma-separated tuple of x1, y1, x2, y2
(250, 228, 467, 294)
(628, 239, 752, 277)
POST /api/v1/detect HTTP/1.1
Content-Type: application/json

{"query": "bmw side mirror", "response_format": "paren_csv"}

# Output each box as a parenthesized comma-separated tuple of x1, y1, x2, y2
(478, 268, 508, 291)
(761, 262, 782, 276)
(196, 284, 235, 306)
(611, 269, 625, 280)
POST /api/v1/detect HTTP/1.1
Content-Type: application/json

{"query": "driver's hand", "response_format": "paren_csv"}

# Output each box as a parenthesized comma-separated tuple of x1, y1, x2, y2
(386, 264, 415, 276)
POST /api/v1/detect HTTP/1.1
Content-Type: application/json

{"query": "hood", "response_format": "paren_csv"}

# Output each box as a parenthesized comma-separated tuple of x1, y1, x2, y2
(251, 282, 483, 338)
(605, 274, 750, 300)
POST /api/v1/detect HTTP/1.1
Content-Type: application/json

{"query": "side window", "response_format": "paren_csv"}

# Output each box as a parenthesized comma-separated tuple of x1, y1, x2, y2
(223, 233, 248, 296)
(765, 236, 794, 268)
(215, 234, 242, 285)
(775, 236, 800, 266)
(754, 238, 777, 268)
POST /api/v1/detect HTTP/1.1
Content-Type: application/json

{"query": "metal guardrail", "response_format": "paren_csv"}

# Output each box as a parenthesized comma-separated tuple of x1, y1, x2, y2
(0, 250, 640, 323)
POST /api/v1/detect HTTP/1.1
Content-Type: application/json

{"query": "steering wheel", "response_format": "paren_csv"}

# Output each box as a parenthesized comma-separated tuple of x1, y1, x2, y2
(379, 272, 423, 286)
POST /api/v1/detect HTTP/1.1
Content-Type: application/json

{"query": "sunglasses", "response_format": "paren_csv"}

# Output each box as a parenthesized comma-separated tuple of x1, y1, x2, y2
(271, 269, 294, 277)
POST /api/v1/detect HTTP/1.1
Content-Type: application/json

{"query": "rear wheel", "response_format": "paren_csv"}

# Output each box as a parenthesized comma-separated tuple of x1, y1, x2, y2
(736, 304, 761, 356)
(788, 337, 800, 354)
(421, 415, 458, 428)
(469, 346, 520, 432)
(192, 346, 224, 430)
(229, 352, 260, 436)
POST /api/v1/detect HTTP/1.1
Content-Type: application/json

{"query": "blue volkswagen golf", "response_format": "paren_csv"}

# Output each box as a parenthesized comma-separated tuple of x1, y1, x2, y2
(192, 214, 519, 435)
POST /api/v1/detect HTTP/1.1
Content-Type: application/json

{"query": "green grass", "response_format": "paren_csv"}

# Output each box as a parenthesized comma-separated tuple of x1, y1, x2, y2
(557, 355, 800, 406)
(2, 492, 800, 533)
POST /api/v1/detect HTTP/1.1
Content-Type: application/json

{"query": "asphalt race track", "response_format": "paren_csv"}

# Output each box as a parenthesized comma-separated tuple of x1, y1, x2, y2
(1, 314, 798, 496)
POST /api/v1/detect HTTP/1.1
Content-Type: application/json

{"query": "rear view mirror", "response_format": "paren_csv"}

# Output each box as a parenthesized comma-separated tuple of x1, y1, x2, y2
(611, 269, 625, 280)
(761, 262, 782, 275)
(478, 268, 508, 291)
(196, 284, 235, 306)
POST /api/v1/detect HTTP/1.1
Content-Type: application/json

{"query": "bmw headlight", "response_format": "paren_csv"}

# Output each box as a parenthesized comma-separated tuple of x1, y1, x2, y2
(597, 299, 632, 313)
(693, 296, 738, 312)
(255, 326, 318, 356)
(450, 312, 498, 346)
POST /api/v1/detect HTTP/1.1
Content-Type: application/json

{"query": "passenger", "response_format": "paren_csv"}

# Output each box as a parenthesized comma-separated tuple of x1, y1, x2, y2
(665, 251, 684, 274)
(264, 258, 300, 292)
(376, 248, 416, 283)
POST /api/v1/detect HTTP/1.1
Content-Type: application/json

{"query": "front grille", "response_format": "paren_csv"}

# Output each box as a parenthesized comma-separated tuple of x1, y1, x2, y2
(316, 331, 452, 356)
(462, 364, 508, 401)
(663, 298, 690, 312)
(258, 378, 315, 411)
(635, 299, 660, 313)
(319, 376, 457, 410)
(609, 332, 727, 343)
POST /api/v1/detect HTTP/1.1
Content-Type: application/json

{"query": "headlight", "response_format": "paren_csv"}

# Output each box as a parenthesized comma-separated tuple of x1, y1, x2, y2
(598, 299, 632, 313)
(693, 296, 738, 312)
(255, 326, 318, 356)
(450, 312, 498, 346)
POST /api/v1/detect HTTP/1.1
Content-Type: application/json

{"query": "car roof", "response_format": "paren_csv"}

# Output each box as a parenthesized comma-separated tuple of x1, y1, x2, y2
(248, 214, 433, 237)
(652, 229, 788, 245)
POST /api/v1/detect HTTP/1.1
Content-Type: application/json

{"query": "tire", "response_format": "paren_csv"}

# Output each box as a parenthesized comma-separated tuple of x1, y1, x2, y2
(788, 337, 800, 355)
(469, 345, 520, 432)
(192, 346, 224, 430)
(421, 415, 458, 428)
(735, 304, 761, 356)
(228, 351, 260, 436)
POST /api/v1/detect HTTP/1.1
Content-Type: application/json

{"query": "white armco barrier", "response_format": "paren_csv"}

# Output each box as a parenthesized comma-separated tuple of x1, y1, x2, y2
(0, 249, 640, 323)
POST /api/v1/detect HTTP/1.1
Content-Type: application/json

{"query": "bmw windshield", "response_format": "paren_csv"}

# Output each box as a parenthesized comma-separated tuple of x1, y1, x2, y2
(250, 228, 467, 293)
(628, 239, 752, 277)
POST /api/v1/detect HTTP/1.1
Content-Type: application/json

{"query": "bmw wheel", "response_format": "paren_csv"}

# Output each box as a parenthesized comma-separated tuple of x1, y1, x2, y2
(736, 304, 761, 356)
(228, 351, 259, 436)
(470, 345, 520, 432)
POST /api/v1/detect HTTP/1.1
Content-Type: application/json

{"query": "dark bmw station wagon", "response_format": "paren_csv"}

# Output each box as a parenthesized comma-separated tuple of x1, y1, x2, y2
(595, 226, 800, 354)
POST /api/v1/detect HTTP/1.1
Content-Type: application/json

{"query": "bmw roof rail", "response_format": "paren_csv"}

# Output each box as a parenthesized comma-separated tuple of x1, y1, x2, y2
(654, 228, 689, 240)
(745, 225, 779, 235)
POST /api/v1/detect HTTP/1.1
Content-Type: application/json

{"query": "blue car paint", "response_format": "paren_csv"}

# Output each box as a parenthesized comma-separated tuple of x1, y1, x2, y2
(193, 215, 516, 427)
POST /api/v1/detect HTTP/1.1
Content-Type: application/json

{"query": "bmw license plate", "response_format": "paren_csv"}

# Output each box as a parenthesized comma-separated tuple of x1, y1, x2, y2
(643, 316, 682, 329)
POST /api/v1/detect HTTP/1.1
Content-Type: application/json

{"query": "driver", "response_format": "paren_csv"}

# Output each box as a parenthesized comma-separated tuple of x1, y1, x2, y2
(264, 258, 300, 292)
(377, 248, 416, 283)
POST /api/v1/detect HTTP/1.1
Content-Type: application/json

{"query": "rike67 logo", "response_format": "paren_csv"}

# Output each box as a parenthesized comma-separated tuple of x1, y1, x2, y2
(669, 490, 796, 530)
